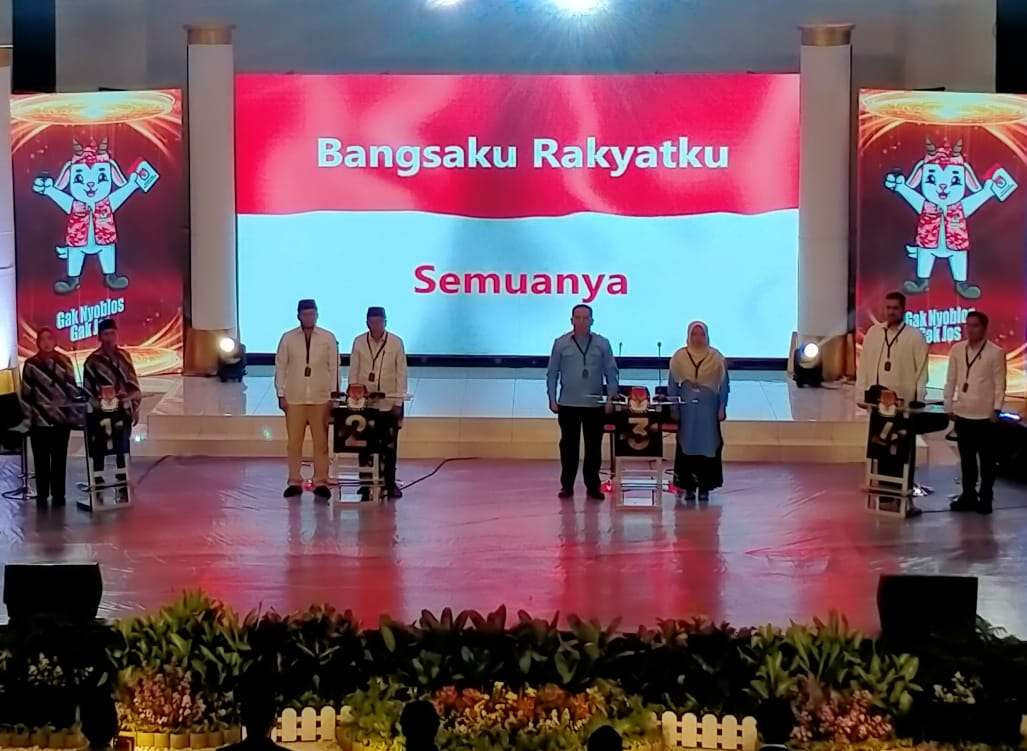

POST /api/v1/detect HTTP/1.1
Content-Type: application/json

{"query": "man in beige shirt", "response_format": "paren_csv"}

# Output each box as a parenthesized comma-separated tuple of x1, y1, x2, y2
(275, 299, 339, 499)
(944, 311, 1007, 514)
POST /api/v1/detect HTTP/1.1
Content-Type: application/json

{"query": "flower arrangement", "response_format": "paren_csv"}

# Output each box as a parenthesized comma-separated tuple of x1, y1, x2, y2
(26, 655, 66, 688)
(119, 666, 206, 733)
(792, 690, 894, 743)
(338, 679, 657, 751)
(931, 672, 981, 705)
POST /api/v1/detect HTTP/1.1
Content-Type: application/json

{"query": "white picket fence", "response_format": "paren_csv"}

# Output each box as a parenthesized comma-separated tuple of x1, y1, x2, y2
(660, 712, 758, 751)
(272, 706, 339, 743)
(269, 706, 758, 750)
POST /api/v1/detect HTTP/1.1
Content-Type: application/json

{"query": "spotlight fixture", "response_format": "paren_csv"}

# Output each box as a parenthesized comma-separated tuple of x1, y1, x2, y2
(792, 341, 823, 388)
(552, 0, 606, 15)
(426, 0, 462, 7)
(217, 336, 247, 383)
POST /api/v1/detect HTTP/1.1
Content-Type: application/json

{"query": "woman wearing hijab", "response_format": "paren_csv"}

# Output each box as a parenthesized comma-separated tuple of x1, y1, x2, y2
(667, 322, 730, 501)
(20, 327, 82, 508)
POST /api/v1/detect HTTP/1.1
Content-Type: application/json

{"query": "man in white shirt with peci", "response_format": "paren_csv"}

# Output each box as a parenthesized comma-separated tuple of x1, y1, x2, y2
(349, 306, 408, 498)
(275, 299, 339, 500)
(944, 310, 1007, 515)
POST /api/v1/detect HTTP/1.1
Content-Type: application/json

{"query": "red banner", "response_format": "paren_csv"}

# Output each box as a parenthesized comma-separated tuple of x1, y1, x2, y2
(856, 89, 1027, 392)
(235, 73, 799, 219)
(13, 90, 187, 376)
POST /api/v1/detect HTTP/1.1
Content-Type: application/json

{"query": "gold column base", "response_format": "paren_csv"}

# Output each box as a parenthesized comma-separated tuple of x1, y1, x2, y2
(184, 328, 234, 376)
(0, 366, 18, 396)
(788, 332, 854, 382)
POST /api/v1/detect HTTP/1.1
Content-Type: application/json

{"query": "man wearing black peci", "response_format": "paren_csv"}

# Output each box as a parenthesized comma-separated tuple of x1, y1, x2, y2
(546, 304, 619, 500)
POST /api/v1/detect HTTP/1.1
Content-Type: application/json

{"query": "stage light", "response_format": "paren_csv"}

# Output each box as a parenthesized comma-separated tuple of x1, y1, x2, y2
(551, 0, 606, 15)
(792, 340, 823, 388)
(427, 0, 462, 7)
(216, 337, 247, 383)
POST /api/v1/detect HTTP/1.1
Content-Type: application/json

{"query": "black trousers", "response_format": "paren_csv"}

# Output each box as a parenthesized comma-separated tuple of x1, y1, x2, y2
(955, 417, 997, 500)
(557, 406, 605, 492)
(29, 427, 71, 502)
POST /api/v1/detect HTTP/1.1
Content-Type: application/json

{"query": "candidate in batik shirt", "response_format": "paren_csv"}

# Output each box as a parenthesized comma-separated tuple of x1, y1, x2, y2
(20, 327, 84, 507)
(83, 318, 142, 424)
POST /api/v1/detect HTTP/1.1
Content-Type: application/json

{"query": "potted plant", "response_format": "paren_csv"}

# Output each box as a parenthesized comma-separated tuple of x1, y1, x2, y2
(188, 725, 208, 749)
(222, 725, 241, 745)
(206, 724, 224, 748)
(29, 726, 51, 748)
(169, 729, 190, 750)
(49, 726, 69, 748)
(135, 728, 156, 748)
(746, 652, 797, 747)
(153, 730, 170, 749)
(10, 725, 30, 748)
(0, 726, 13, 747)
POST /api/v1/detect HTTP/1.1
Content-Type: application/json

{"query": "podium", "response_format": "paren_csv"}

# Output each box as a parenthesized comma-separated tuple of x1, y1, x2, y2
(863, 393, 949, 518)
(603, 386, 676, 510)
(79, 397, 133, 511)
(330, 385, 406, 504)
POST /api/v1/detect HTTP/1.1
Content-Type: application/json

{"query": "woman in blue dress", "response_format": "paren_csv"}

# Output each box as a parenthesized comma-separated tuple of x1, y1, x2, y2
(667, 321, 730, 501)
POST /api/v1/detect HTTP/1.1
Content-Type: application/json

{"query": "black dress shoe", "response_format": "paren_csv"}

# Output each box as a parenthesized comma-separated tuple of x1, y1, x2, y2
(557, 488, 574, 499)
(283, 485, 302, 498)
(586, 488, 605, 501)
(312, 485, 332, 500)
(950, 495, 978, 512)
(977, 497, 994, 515)
(388, 486, 403, 499)
(51, 497, 66, 508)
(698, 490, 710, 502)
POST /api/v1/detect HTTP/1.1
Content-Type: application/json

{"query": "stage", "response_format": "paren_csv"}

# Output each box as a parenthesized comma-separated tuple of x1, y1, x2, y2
(2, 454, 1026, 636)
(2, 368, 1025, 633)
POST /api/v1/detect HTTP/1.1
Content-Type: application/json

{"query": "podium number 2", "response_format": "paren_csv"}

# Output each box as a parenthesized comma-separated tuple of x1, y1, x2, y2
(345, 414, 368, 447)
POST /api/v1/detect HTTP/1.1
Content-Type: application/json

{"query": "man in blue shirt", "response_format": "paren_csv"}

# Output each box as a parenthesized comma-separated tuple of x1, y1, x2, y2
(546, 304, 619, 500)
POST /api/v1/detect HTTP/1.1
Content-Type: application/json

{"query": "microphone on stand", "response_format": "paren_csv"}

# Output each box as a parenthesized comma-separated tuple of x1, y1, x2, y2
(656, 342, 662, 388)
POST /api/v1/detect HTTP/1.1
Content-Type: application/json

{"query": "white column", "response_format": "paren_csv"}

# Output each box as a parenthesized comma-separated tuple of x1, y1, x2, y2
(0, 47, 17, 393)
(185, 24, 236, 375)
(797, 24, 853, 380)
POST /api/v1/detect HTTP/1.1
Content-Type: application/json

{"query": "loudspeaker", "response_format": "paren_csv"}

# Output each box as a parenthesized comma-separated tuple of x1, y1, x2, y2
(3, 563, 103, 625)
(877, 574, 977, 643)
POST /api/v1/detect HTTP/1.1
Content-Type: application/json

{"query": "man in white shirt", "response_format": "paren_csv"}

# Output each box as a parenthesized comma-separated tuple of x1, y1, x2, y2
(856, 291, 929, 406)
(275, 299, 339, 499)
(944, 311, 1006, 514)
(349, 306, 408, 498)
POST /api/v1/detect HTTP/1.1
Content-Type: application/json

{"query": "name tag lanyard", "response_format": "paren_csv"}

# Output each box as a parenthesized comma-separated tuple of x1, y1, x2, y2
(879, 324, 905, 379)
(685, 351, 708, 401)
(573, 334, 593, 378)
(367, 333, 389, 383)
(303, 329, 312, 377)
(963, 343, 984, 393)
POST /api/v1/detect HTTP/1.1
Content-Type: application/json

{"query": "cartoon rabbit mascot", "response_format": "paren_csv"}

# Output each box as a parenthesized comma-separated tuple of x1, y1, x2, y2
(33, 138, 157, 294)
(884, 137, 1017, 300)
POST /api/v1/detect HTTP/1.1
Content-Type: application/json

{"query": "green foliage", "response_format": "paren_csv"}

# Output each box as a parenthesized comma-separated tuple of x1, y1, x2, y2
(7, 594, 1027, 746)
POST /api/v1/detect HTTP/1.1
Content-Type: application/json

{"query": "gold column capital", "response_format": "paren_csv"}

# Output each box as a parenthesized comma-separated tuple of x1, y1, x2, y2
(0, 46, 12, 67)
(185, 24, 235, 45)
(799, 23, 854, 47)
